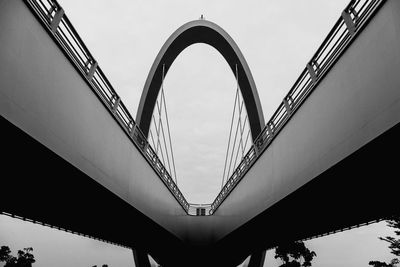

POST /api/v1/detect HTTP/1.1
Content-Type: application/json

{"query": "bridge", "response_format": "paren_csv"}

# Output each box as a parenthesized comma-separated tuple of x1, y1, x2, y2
(1, 0, 400, 266)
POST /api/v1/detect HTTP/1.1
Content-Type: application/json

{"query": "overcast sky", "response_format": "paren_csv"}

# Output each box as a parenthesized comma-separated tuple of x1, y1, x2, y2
(1, 0, 396, 266)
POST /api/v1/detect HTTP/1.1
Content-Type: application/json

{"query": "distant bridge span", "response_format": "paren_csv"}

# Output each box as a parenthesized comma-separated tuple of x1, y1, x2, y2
(1, 0, 400, 266)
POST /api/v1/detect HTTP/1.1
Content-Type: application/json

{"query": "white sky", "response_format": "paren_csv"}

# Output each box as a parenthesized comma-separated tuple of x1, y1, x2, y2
(1, 1, 396, 266)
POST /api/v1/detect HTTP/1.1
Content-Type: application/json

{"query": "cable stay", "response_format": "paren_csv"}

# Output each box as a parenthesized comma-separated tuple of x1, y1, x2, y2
(155, 100, 173, 177)
(161, 64, 178, 184)
(232, 117, 251, 175)
(226, 100, 244, 180)
(155, 97, 162, 156)
(151, 113, 167, 168)
(221, 65, 240, 189)
(148, 129, 157, 155)
(148, 64, 178, 184)
(236, 65, 245, 160)
(221, 64, 252, 188)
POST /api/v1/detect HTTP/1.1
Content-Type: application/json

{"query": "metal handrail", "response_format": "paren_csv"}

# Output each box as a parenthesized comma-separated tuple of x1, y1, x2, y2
(209, 0, 385, 214)
(24, 0, 190, 212)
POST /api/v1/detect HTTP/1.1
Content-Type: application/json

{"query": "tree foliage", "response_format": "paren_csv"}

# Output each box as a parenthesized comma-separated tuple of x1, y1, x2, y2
(369, 259, 399, 267)
(0, 246, 12, 262)
(274, 241, 317, 267)
(369, 215, 400, 267)
(0, 246, 35, 267)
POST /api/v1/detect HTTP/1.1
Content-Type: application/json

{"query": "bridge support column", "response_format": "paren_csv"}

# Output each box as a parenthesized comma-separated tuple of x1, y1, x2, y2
(248, 250, 266, 267)
(132, 249, 151, 267)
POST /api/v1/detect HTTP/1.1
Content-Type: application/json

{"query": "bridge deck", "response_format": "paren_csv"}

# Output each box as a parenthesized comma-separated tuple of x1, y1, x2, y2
(1, 0, 400, 266)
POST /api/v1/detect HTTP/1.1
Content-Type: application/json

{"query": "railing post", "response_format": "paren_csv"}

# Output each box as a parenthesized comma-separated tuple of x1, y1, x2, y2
(306, 60, 319, 83)
(86, 60, 98, 81)
(112, 95, 120, 114)
(342, 6, 358, 37)
(267, 122, 274, 137)
(50, 7, 64, 33)
(129, 120, 135, 136)
(283, 97, 292, 116)
(253, 143, 259, 159)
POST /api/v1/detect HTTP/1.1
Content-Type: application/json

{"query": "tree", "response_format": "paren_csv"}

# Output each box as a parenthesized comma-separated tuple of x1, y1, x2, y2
(15, 248, 35, 267)
(274, 241, 317, 267)
(0, 246, 12, 262)
(0, 246, 35, 267)
(369, 259, 399, 267)
(369, 215, 400, 267)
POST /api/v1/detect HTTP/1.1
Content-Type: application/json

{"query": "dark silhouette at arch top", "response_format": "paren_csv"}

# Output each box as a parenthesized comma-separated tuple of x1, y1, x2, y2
(136, 19, 265, 140)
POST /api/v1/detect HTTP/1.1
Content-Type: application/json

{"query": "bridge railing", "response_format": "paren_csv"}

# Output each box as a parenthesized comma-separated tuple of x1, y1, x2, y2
(24, 0, 190, 213)
(209, 0, 385, 214)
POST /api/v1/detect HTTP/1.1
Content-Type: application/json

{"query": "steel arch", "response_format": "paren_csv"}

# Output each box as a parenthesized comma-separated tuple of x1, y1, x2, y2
(136, 19, 265, 140)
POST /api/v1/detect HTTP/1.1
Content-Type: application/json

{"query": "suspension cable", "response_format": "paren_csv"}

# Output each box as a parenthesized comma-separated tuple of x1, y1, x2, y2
(155, 99, 173, 177)
(225, 64, 246, 183)
(152, 113, 161, 156)
(148, 64, 177, 183)
(155, 96, 163, 156)
(221, 64, 240, 189)
(226, 100, 244, 180)
(149, 129, 157, 153)
(161, 64, 178, 184)
(152, 113, 167, 167)
(236, 65, 245, 160)
(232, 115, 248, 173)
(226, 65, 246, 180)
(243, 128, 251, 154)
